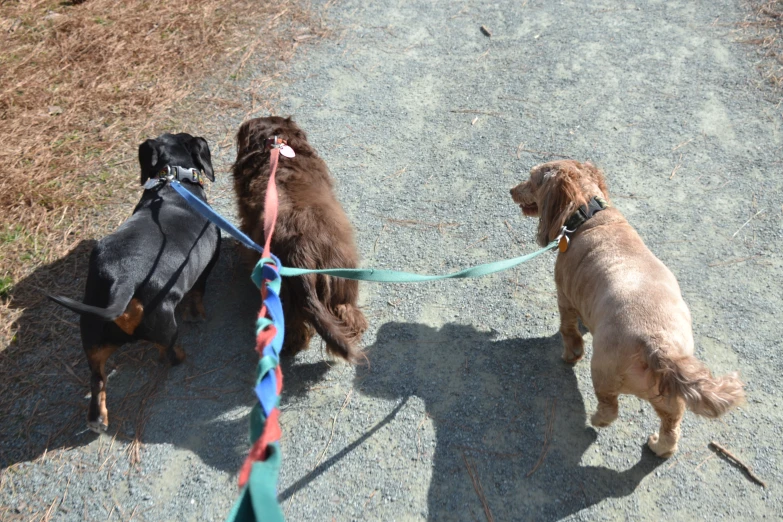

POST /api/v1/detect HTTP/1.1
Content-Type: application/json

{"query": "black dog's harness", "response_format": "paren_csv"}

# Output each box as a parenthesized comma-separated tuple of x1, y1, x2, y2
(143, 165, 204, 190)
(555, 195, 609, 252)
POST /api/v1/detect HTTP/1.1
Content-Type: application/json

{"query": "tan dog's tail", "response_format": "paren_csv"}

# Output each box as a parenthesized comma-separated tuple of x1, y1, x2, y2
(645, 347, 745, 417)
(299, 274, 367, 363)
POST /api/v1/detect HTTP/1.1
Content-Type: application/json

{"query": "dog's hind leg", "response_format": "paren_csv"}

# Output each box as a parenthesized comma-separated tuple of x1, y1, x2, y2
(86, 344, 118, 432)
(557, 292, 584, 364)
(647, 395, 685, 458)
(590, 361, 621, 428)
(153, 314, 186, 365)
(182, 244, 220, 323)
(280, 282, 314, 357)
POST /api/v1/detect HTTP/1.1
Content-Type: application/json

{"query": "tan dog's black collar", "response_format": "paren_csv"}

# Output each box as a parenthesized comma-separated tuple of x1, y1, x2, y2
(564, 196, 609, 231)
(555, 196, 609, 252)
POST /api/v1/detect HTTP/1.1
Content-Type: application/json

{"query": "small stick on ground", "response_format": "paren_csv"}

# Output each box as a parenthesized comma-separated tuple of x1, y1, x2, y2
(466, 236, 489, 250)
(480, 25, 492, 37)
(526, 398, 556, 477)
(450, 109, 503, 117)
(669, 152, 683, 180)
(314, 388, 354, 468)
(462, 453, 494, 522)
(694, 453, 716, 471)
(709, 441, 767, 487)
(708, 255, 763, 268)
(730, 209, 765, 240)
(672, 137, 694, 151)
(373, 223, 388, 253)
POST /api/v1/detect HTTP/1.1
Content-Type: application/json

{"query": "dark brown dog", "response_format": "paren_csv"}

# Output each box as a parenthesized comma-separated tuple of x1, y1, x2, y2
(232, 116, 367, 362)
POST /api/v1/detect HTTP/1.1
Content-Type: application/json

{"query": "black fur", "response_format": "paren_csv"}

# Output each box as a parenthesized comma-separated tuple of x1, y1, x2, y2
(48, 133, 221, 431)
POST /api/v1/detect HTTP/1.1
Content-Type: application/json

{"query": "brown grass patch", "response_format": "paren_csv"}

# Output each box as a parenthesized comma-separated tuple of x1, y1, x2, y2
(739, 1, 783, 88)
(0, 0, 329, 468)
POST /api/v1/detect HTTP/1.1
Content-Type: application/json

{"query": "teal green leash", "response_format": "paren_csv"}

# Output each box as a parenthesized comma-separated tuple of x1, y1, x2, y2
(278, 241, 557, 282)
(170, 180, 557, 282)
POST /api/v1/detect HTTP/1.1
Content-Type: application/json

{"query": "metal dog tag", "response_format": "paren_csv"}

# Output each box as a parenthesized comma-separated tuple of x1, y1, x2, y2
(280, 145, 295, 158)
(143, 178, 161, 190)
(558, 235, 569, 253)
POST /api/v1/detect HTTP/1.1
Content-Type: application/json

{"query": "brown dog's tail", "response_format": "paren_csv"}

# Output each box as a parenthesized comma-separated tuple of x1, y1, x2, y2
(644, 346, 745, 418)
(299, 274, 367, 363)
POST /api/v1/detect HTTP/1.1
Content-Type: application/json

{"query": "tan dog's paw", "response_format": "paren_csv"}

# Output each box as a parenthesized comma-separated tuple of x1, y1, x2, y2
(561, 334, 584, 364)
(590, 407, 618, 428)
(647, 433, 677, 458)
(562, 347, 584, 364)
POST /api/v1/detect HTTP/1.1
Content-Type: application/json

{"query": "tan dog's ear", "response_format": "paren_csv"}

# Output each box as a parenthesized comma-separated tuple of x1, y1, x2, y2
(537, 165, 587, 246)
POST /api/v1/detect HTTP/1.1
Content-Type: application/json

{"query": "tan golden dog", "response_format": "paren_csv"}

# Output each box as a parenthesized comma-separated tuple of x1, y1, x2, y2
(510, 160, 744, 457)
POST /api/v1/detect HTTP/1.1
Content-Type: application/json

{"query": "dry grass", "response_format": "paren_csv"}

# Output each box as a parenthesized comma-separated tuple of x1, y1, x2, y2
(740, 0, 783, 88)
(0, 0, 329, 468)
(0, 0, 328, 345)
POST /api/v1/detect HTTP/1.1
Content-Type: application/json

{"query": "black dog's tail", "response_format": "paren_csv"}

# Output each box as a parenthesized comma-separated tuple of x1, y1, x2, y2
(48, 291, 132, 322)
(299, 274, 366, 363)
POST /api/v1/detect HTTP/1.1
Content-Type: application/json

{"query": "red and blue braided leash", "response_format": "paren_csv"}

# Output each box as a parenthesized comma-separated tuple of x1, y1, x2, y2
(226, 140, 287, 522)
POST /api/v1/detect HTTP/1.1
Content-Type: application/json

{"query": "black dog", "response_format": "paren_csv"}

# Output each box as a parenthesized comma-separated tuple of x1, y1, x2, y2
(49, 133, 221, 432)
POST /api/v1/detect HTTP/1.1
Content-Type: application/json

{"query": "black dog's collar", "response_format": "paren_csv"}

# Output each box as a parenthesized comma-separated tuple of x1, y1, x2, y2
(144, 165, 203, 190)
(555, 196, 609, 252)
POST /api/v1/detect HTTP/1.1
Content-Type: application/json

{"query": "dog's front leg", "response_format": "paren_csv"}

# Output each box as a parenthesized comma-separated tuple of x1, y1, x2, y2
(557, 292, 584, 364)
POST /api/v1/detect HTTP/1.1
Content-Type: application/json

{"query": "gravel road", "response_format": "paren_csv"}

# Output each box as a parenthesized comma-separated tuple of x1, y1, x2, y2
(2, 0, 781, 520)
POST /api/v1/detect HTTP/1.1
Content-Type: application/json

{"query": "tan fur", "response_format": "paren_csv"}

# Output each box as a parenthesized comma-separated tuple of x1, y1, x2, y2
(113, 298, 143, 335)
(510, 160, 745, 458)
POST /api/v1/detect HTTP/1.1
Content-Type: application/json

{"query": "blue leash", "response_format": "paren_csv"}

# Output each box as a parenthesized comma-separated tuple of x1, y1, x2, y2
(171, 181, 556, 282)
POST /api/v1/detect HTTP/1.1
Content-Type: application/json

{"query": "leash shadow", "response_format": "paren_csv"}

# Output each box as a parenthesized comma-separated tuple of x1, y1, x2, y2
(354, 322, 662, 521)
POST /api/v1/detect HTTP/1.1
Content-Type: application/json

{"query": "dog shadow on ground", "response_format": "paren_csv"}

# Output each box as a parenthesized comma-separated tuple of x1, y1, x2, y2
(355, 322, 662, 521)
(1, 239, 98, 468)
(0, 240, 324, 474)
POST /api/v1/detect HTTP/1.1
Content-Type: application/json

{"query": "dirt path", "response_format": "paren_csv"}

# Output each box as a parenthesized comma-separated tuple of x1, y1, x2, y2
(3, 0, 781, 520)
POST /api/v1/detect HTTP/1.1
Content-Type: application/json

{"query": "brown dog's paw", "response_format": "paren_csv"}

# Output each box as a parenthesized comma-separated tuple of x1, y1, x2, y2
(647, 433, 677, 458)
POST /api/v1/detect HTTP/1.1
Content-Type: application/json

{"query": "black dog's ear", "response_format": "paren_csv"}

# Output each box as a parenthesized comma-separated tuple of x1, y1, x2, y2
(188, 137, 214, 181)
(138, 139, 159, 185)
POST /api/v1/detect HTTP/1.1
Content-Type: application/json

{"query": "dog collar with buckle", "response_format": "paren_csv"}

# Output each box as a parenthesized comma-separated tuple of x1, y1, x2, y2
(554, 195, 610, 252)
(143, 165, 203, 190)
(264, 136, 295, 158)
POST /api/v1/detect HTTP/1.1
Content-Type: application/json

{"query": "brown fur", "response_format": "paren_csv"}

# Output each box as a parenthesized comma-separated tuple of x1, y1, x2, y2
(232, 116, 368, 362)
(510, 160, 745, 457)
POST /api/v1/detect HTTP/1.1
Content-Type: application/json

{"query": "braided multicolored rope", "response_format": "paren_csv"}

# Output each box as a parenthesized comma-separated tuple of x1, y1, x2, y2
(224, 138, 286, 522)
